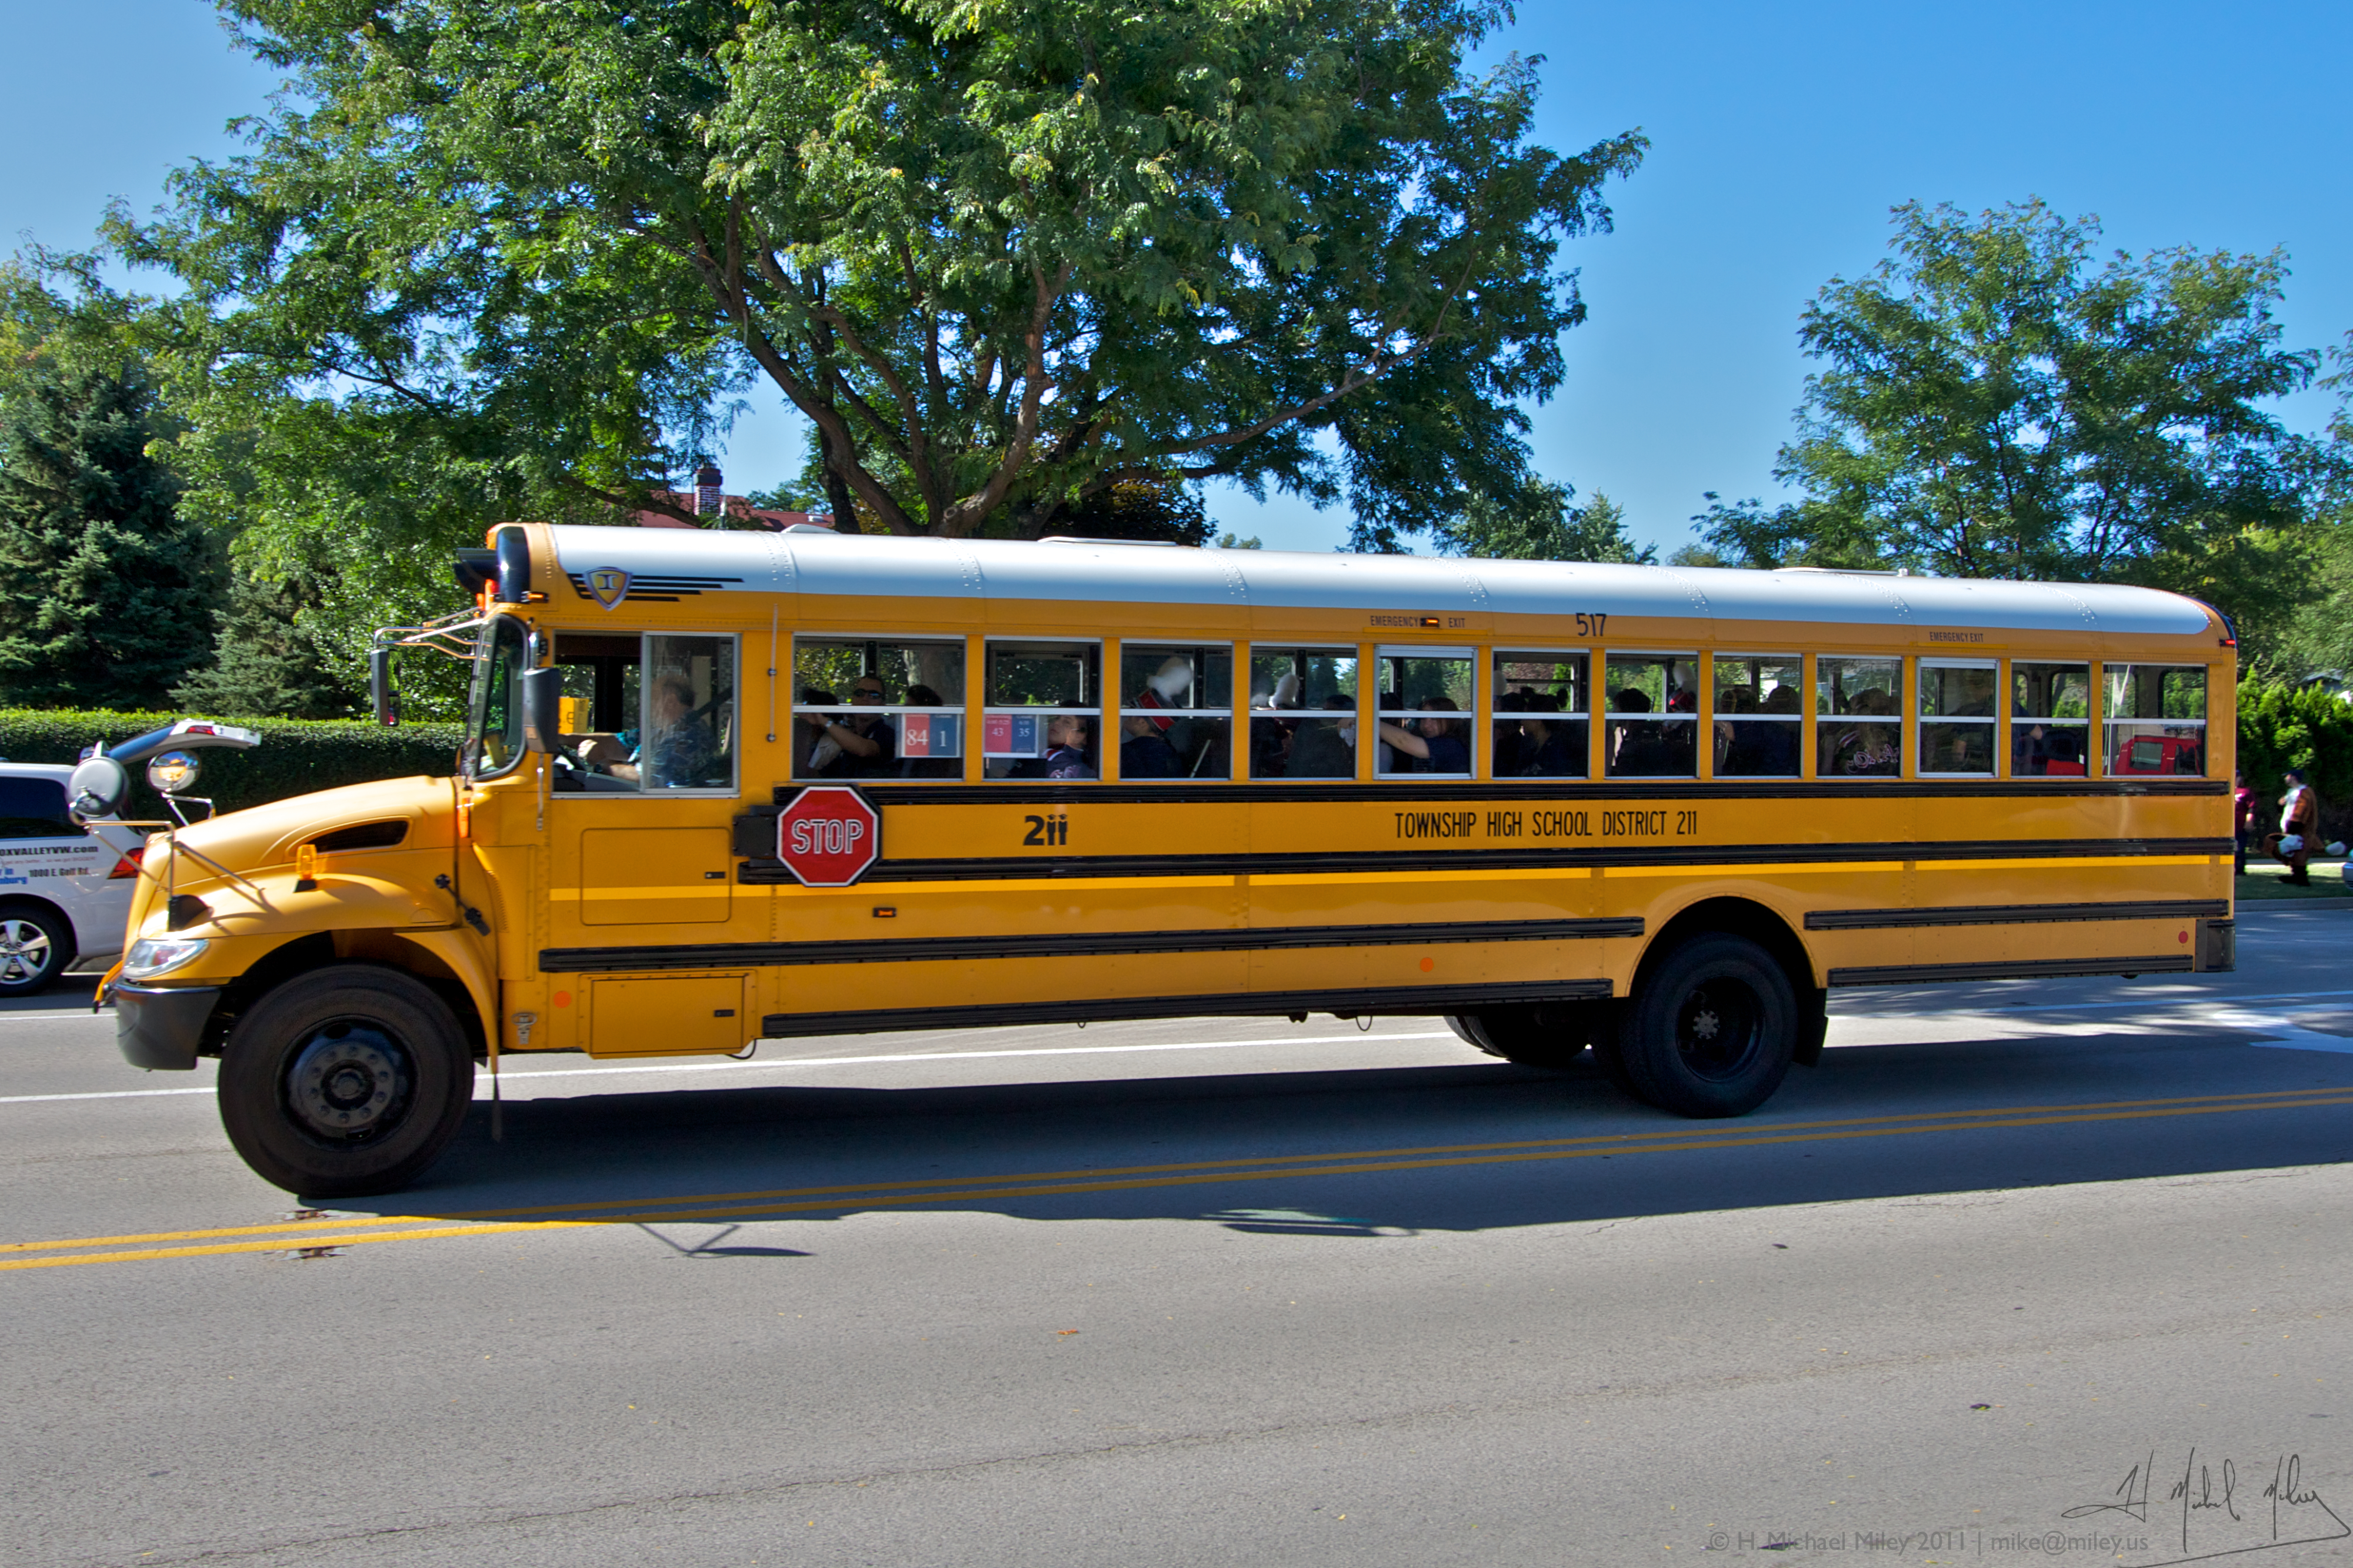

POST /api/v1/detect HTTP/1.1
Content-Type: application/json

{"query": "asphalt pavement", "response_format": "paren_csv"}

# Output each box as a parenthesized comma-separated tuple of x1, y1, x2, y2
(6, 904, 2352, 1567)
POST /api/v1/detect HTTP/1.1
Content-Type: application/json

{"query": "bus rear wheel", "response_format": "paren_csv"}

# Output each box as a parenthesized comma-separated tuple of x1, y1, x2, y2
(218, 965, 475, 1198)
(1614, 934, 1796, 1118)
(1446, 1003, 1595, 1070)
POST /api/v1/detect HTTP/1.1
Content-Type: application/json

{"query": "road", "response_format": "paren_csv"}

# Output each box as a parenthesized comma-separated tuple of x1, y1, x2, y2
(6, 903, 2353, 1567)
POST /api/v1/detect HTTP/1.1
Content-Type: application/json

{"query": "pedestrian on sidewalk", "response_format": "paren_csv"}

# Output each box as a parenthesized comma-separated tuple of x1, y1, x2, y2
(2277, 768, 2319, 885)
(2234, 769, 2257, 877)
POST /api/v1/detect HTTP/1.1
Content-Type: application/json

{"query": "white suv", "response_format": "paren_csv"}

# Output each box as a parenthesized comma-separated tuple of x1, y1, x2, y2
(0, 762, 146, 995)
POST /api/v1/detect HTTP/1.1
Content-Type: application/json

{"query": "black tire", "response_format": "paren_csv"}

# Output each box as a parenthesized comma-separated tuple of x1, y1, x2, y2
(1612, 934, 1796, 1117)
(1446, 1003, 1597, 1070)
(218, 964, 475, 1197)
(0, 905, 74, 996)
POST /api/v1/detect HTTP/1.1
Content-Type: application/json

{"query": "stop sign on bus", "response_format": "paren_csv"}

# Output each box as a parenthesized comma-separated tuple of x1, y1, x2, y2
(775, 785, 881, 887)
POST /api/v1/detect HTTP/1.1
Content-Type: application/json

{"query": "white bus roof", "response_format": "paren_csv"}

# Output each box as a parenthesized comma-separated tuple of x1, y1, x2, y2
(542, 525, 2215, 638)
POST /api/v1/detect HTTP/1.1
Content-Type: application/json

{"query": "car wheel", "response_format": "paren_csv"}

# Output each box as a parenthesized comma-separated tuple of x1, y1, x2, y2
(1613, 934, 1797, 1117)
(0, 906, 74, 996)
(217, 964, 475, 1197)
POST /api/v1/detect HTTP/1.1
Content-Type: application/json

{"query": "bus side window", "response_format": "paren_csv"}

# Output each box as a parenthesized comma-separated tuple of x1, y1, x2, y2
(552, 632, 643, 791)
(2104, 663, 2207, 776)
(1247, 647, 1358, 780)
(2011, 662, 2090, 776)
(792, 638, 966, 781)
(1817, 656, 1902, 778)
(983, 640, 1100, 780)
(1117, 643, 1233, 780)
(641, 635, 738, 792)
(1604, 653, 1699, 778)
(1492, 652, 1589, 779)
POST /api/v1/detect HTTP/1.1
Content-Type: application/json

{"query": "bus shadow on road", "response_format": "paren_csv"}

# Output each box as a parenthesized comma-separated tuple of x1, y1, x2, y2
(331, 1019, 2353, 1239)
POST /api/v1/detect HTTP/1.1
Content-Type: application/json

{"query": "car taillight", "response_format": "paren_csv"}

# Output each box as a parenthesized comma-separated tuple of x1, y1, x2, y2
(108, 848, 142, 879)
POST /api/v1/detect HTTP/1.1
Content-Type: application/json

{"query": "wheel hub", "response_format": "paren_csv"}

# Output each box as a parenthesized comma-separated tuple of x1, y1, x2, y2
(286, 1023, 414, 1142)
(0, 919, 51, 980)
(1675, 981, 1759, 1080)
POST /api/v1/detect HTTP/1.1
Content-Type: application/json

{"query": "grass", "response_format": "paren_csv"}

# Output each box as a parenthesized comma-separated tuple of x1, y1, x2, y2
(2237, 859, 2351, 901)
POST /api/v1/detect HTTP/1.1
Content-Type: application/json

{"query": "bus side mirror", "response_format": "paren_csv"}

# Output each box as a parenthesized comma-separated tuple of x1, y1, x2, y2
(522, 666, 564, 753)
(369, 646, 401, 727)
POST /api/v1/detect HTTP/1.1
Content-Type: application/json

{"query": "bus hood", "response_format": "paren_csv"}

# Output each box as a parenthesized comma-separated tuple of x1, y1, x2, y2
(128, 776, 458, 940)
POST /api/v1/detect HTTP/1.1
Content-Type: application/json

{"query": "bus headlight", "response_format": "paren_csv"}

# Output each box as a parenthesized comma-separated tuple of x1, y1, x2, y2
(122, 937, 209, 980)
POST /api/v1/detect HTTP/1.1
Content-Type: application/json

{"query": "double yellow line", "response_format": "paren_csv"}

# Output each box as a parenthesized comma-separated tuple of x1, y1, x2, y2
(8, 1086, 2351, 1273)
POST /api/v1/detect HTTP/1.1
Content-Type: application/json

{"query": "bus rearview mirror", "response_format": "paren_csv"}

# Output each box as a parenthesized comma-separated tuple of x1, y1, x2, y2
(521, 666, 564, 754)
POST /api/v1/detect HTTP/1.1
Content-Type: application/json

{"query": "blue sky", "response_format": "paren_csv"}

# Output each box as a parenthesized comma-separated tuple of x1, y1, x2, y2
(4, 1, 2345, 555)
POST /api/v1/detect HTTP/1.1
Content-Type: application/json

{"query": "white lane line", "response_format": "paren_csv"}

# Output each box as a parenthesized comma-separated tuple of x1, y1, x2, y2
(0, 1009, 111, 1022)
(481, 1030, 1458, 1087)
(1848, 987, 2353, 1019)
(0, 1030, 1457, 1106)
(0, 1086, 214, 1104)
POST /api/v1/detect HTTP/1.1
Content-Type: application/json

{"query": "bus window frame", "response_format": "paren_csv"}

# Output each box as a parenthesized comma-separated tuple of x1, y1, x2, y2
(1489, 648, 1592, 782)
(1244, 643, 1361, 783)
(1709, 651, 1805, 782)
(1814, 652, 1906, 780)
(2007, 657, 2094, 780)
(636, 631, 742, 797)
(981, 635, 1104, 781)
(1373, 645, 1477, 781)
(1916, 657, 1999, 779)
(1109, 638, 1237, 783)
(787, 630, 971, 785)
(464, 613, 532, 783)
(1600, 649, 1701, 781)
(2100, 659, 2211, 779)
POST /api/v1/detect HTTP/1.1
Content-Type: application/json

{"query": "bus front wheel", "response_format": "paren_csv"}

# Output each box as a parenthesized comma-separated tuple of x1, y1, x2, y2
(1615, 934, 1796, 1118)
(218, 965, 476, 1197)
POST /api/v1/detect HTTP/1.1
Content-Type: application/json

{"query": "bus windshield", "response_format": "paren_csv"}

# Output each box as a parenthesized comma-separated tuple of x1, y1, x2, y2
(465, 616, 529, 780)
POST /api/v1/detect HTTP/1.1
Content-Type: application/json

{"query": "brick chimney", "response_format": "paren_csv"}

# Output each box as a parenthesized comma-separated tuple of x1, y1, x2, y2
(695, 461, 723, 518)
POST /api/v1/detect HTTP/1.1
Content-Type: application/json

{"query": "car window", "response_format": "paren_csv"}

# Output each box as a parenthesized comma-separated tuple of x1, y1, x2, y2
(0, 778, 84, 840)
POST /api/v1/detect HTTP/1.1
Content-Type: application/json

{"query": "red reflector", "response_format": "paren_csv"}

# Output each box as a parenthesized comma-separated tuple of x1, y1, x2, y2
(108, 850, 142, 879)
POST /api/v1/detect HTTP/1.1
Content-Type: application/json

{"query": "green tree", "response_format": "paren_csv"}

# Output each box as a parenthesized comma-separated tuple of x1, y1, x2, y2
(1439, 482, 1655, 562)
(1044, 475, 1211, 545)
(171, 565, 359, 719)
(0, 354, 221, 708)
(1689, 201, 2334, 649)
(124, 0, 1644, 561)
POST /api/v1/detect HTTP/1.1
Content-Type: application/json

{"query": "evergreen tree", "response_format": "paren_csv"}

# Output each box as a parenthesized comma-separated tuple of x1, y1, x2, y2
(172, 566, 358, 719)
(0, 358, 220, 708)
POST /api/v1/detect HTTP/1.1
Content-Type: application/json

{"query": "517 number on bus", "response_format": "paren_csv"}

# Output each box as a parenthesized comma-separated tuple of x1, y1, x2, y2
(1574, 612, 1609, 637)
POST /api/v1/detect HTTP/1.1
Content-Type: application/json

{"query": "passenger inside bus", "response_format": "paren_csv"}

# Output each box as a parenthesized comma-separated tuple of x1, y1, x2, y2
(1286, 697, 1357, 778)
(552, 633, 732, 790)
(1377, 697, 1470, 775)
(804, 675, 894, 778)
(1514, 696, 1587, 777)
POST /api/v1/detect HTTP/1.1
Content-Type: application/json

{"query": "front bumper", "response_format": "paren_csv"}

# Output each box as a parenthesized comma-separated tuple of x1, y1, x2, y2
(114, 983, 222, 1071)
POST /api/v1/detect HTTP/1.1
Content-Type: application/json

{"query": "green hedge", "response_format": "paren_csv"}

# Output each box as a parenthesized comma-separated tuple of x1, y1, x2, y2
(2235, 678, 2353, 840)
(0, 708, 466, 819)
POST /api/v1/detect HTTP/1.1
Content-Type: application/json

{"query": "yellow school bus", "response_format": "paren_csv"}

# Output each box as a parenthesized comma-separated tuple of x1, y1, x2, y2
(99, 523, 2236, 1196)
